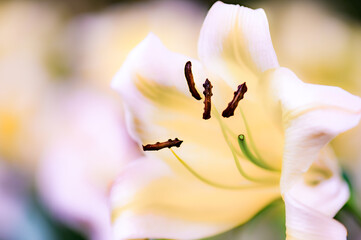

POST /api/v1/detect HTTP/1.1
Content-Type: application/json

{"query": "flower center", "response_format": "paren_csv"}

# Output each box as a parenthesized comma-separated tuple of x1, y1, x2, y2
(141, 61, 281, 190)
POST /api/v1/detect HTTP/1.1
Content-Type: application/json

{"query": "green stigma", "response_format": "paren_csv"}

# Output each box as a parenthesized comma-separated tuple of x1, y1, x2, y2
(237, 134, 280, 172)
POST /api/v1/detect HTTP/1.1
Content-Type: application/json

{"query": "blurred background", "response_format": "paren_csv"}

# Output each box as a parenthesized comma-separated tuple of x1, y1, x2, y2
(0, 0, 360, 239)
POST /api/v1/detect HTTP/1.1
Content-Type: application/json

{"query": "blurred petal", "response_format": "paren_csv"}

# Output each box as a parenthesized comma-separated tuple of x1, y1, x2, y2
(67, 0, 205, 90)
(264, 67, 361, 192)
(0, 1, 64, 168)
(198, 1, 279, 89)
(0, 161, 27, 239)
(38, 90, 139, 240)
(266, 1, 353, 89)
(110, 157, 279, 239)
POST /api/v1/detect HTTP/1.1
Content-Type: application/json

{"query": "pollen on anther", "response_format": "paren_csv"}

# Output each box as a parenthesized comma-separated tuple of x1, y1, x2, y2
(222, 82, 247, 118)
(184, 61, 202, 100)
(142, 138, 183, 151)
(203, 79, 213, 120)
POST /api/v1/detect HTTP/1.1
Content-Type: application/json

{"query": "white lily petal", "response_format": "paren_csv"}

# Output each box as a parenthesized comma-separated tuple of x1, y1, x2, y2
(285, 196, 347, 240)
(285, 173, 349, 240)
(111, 33, 206, 100)
(292, 146, 349, 215)
(198, 1, 279, 89)
(110, 156, 279, 239)
(112, 33, 207, 144)
(265, 67, 361, 192)
(288, 177, 349, 218)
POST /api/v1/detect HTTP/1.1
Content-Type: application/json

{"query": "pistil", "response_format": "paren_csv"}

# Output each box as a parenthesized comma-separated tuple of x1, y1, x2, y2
(238, 134, 280, 172)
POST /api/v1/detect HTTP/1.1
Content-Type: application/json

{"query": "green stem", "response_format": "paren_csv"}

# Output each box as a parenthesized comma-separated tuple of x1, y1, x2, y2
(343, 202, 361, 227)
(339, 170, 361, 228)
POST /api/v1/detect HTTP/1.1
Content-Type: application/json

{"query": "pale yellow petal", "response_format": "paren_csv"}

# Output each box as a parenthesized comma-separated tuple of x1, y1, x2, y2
(110, 157, 280, 239)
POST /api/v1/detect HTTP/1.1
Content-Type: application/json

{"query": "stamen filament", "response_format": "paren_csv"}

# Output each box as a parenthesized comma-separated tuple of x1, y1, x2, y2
(213, 109, 278, 182)
(170, 149, 271, 190)
(238, 134, 280, 172)
(213, 110, 251, 178)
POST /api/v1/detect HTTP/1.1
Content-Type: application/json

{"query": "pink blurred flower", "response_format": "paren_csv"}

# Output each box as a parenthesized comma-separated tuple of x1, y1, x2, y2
(37, 88, 139, 240)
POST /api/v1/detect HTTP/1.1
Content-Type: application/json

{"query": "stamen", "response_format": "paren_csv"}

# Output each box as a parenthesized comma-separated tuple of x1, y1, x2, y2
(214, 109, 277, 183)
(222, 82, 247, 118)
(143, 138, 183, 151)
(184, 61, 202, 100)
(169, 149, 270, 190)
(202, 79, 213, 120)
(238, 134, 280, 172)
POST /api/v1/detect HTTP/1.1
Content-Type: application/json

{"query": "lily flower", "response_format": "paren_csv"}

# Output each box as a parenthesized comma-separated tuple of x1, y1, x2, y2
(110, 1, 361, 239)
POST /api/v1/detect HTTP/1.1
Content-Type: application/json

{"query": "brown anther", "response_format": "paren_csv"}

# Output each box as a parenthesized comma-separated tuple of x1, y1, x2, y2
(202, 79, 213, 120)
(142, 138, 183, 151)
(222, 82, 248, 118)
(184, 61, 201, 100)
